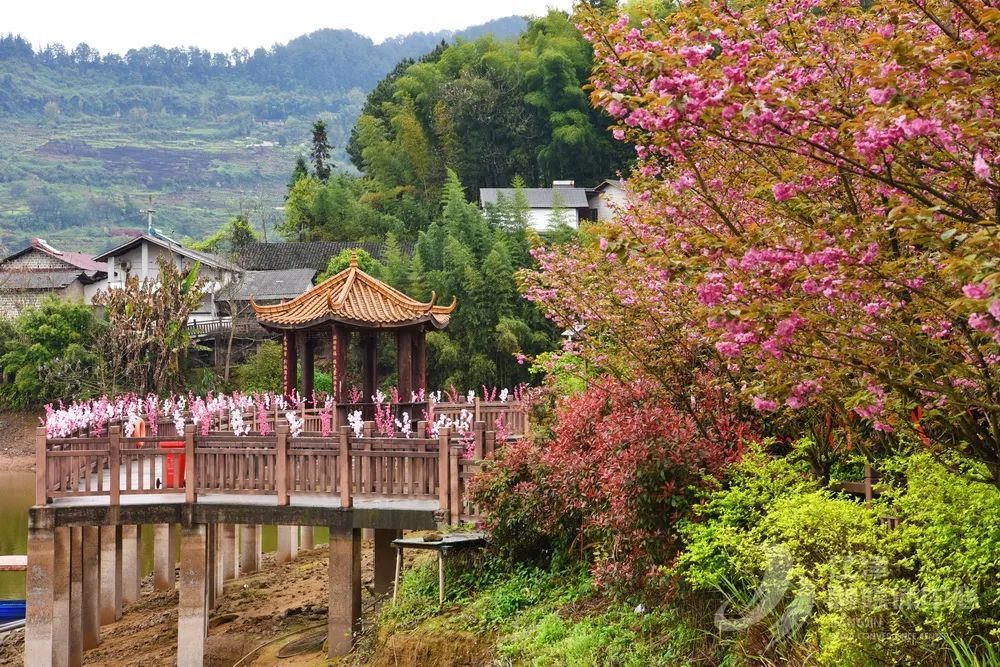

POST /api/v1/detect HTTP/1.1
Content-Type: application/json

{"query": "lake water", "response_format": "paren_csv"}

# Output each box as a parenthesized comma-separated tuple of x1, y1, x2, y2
(0, 471, 31, 599)
(0, 471, 323, 599)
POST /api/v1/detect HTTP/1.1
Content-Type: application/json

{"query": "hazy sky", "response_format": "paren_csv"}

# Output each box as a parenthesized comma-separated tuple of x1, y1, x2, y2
(4, 0, 576, 54)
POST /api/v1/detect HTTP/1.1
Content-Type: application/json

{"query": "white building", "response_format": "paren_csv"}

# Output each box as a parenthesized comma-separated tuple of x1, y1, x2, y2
(0, 239, 107, 318)
(479, 179, 628, 232)
(93, 233, 242, 318)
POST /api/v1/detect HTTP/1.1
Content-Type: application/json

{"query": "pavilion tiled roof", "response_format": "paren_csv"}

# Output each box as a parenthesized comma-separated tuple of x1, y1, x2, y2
(252, 253, 455, 330)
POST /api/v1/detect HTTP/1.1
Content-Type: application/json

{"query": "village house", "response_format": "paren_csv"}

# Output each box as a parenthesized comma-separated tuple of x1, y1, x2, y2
(93, 232, 243, 319)
(478, 179, 627, 231)
(0, 238, 107, 318)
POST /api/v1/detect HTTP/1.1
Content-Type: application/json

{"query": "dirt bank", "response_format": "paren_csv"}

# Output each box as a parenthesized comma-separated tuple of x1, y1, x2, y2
(0, 535, 439, 666)
(0, 411, 37, 473)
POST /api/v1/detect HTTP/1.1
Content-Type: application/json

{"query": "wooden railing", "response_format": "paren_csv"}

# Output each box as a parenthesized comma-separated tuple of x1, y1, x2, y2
(35, 423, 496, 525)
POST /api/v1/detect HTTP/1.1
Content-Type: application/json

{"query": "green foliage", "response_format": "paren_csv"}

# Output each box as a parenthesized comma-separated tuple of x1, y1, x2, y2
(232, 340, 283, 393)
(675, 450, 1000, 665)
(93, 258, 205, 396)
(377, 556, 704, 667)
(0, 298, 97, 407)
(309, 119, 333, 181)
(316, 248, 383, 282)
(277, 174, 403, 242)
(408, 171, 557, 389)
(187, 215, 260, 257)
(345, 10, 630, 230)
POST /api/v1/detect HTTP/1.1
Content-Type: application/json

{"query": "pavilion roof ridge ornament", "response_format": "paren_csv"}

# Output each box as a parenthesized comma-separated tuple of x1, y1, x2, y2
(251, 253, 456, 331)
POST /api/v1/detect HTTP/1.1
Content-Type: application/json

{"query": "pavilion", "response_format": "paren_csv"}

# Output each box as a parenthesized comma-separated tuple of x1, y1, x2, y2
(252, 252, 456, 404)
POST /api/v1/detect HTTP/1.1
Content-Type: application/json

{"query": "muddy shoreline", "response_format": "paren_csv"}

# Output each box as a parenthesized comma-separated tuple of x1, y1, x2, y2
(0, 412, 36, 474)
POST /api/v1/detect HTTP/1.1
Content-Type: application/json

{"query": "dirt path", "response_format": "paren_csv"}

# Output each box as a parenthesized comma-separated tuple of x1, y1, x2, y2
(0, 411, 37, 473)
(0, 535, 436, 666)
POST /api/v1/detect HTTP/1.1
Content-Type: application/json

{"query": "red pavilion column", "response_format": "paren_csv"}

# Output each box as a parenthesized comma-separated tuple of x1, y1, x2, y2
(331, 325, 349, 402)
(283, 331, 298, 399)
(301, 334, 315, 403)
(414, 328, 428, 393)
(397, 329, 413, 400)
(360, 331, 377, 405)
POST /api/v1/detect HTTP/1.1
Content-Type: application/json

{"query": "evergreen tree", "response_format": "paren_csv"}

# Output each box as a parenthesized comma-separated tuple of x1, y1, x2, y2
(310, 119, 333, 181)
(287, 156, 309, 198)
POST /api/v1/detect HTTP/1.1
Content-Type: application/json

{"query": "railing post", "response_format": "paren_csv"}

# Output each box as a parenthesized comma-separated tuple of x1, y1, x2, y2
(35, 427, 48, 506)
(473, 421, 485, 460)
(276, 424, 289, 506)
(438, 428, 450, 514)
(485, 430, 496, 459)
(474, 397, 481, 422)
(339, 426, 352, 508)
(109, 426, 121, 506)
(363, 421, 373, 494)
(450, 445, 460, 526)
(184, 424, 196, 504)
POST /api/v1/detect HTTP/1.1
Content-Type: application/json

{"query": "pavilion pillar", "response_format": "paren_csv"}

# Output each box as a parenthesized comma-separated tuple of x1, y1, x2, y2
(301, 335, 316, 403)
(328, 526, 362, 657)
(222, 523, 238, 581)
(52, 527, 71, 667)
(331, 325, 349, 402)
(277, 525, 299, 563)
(81, 526, 100, 650)
(177, 524, 208, 667)
(373, 529, 401, 596)
(99, 525, 122, 625)
(283, 331, 298, 399)
(121, 525, 142, 605)
(69, 527, 83, 667)
(415, 329, 427, 393)
(153, 523, 176, 591)
(239, 525, 261, 574)
(361, 331, 377, 404)
(397, 330, 413, 400)
(25, 521, 55, 666)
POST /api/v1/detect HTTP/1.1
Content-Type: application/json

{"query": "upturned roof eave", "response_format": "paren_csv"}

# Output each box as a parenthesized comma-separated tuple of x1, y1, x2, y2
(256, 312, 449, 332)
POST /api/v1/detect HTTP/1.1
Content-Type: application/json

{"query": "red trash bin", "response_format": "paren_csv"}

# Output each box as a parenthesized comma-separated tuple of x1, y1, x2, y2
(161, 441, 186, 488)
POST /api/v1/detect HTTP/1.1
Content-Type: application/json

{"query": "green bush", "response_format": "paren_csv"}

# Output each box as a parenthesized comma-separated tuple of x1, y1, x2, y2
(232, 340, 282, 393)
(0, 298, 97, 407)
(675, 449, 1000, 665)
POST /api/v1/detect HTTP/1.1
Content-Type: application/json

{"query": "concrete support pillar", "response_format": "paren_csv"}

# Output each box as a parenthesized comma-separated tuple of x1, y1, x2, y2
(221, 523, 238, 581)
(52, 526, 71, 667)
(99, 524, 122, 625)
(81, 526, 100, 650)
(276, 524, 298, 564)
(121, 524, 142, 605)
(205, 524, 218, 611)
(69, 527, 83, 666)
(26, 522, 55, 666)
(327, 526, 361, 657)
(239, 525, 261, 574)
(214, 525, 225, 602)
(300, 525, 315, 550)
(153, 523, 176, 591)
(373, 529, 402, 596)
(178, 524, 208, 667)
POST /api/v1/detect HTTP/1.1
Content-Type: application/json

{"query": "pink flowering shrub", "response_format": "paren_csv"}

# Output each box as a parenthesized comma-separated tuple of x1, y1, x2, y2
(471, 378, 751, 589)
(525, 0, 1000, 483)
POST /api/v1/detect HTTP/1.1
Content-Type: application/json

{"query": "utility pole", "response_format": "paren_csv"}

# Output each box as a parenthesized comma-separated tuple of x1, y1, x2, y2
(140, 195, 155, 234)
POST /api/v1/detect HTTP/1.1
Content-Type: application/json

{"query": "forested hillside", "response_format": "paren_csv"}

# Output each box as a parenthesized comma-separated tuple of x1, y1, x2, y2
(0, 17, 526, 253)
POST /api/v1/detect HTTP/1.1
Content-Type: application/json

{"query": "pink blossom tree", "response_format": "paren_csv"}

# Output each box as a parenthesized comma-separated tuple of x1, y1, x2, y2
(526, 0, 1000, 481)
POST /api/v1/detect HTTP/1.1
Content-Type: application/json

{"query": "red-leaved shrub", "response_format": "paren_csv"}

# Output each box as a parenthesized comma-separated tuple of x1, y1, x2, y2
(471, 378, 753, 589)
